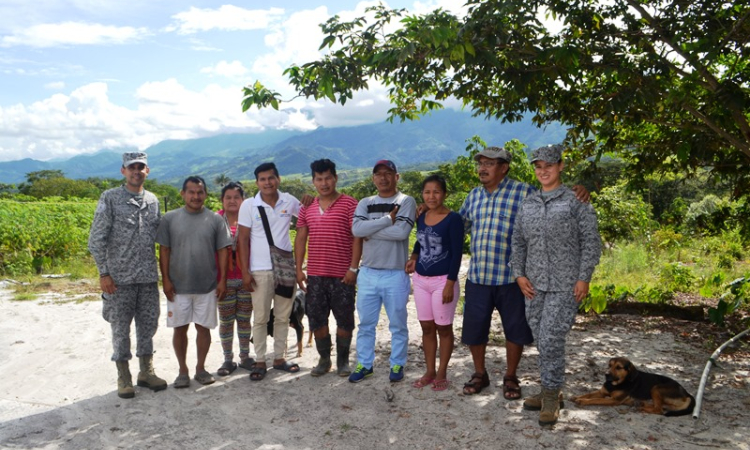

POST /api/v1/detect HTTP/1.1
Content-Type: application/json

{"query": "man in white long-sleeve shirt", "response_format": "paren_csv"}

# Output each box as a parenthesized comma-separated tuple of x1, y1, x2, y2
(348, 160, 416, 384)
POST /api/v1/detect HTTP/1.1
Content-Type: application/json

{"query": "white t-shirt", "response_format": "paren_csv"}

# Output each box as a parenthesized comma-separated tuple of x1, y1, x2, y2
(238, 191, 300, 271)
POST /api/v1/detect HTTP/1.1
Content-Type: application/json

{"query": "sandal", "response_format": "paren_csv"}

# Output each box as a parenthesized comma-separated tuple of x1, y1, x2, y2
(503, 375, 522, 400)
(411, 376, 435, 389)
(193, 370, 215, 386)
(238, 357, 256, 371)
(272, 361, 300, 373)
(217, 360, 237, 377)
(249, 364, 267, 381)
(462, 372, 490, 395)
(432, 379, 450, 392)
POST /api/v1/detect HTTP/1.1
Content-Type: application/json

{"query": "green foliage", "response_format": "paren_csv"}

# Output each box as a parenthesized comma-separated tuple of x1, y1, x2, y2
(0, 200, 95, 275)
(685, 194, 734, 235)
(580, 284, 629, 314)
(708, 276, 750, 326)
(650, 228, 684, 252)
(659, 262, 696, 293)
(591, 183, 654, 245)
(242, 1, 750, 195)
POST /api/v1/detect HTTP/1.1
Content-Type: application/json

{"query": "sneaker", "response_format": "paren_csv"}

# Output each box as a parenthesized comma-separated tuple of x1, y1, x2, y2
(348, 363, 373, 383)
(389, 365, 404, 382)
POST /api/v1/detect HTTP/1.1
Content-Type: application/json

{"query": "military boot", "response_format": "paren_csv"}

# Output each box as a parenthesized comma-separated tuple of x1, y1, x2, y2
(336, 336, 352, 377)
(539, 388, 562, 426)
(311, 335, 332, 377)
(136, 355, 167, 391)
(523, 388, 564, 411)
(115, 361, 135, 399)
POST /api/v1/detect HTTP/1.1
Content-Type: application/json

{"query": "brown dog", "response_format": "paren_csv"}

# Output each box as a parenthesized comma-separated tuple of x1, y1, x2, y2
(572, 357, 695, 416)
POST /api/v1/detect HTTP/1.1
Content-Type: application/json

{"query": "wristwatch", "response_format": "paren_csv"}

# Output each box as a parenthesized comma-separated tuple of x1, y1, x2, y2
(348, 267, 360, 274)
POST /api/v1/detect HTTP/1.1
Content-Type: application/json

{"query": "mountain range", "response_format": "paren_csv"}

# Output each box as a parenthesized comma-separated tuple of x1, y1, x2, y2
(0, 109, 566, 185)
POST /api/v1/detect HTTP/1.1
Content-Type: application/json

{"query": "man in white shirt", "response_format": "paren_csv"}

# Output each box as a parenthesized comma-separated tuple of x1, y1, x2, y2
(237, 162, 301, 381)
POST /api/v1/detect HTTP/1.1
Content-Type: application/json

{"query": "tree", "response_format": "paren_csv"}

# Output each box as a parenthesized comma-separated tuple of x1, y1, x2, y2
(242, 1, 750, 195)
(18, 170, 65, 195)
(214, 174, 231, 187)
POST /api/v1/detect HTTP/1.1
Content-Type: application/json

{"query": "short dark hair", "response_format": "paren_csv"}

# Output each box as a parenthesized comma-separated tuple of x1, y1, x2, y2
(221, 181, 244, 200)
(182, 175, 207, 193)
(422, 174, 447, 193)
(310, 159, 337, 178)
(254, 162, 279, 180)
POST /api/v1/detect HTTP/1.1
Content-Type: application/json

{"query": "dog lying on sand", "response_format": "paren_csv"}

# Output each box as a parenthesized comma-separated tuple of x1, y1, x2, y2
(572, 357, 695, 417)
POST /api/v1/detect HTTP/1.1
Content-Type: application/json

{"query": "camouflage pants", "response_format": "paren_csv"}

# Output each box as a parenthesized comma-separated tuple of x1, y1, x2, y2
(525, 291, 577, 390)
(102, 282, 160, 361)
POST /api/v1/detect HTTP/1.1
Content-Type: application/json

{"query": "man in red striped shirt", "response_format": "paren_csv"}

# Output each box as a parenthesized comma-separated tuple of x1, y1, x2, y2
(295, 159, 363, 377)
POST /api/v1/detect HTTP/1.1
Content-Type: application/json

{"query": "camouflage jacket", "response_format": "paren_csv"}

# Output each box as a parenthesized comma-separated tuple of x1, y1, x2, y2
(511, 186, 601, 292)
(88, 186, 160, 285)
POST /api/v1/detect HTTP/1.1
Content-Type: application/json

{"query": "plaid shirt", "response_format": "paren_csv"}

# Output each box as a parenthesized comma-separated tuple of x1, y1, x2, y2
(459, 177, 536, 286)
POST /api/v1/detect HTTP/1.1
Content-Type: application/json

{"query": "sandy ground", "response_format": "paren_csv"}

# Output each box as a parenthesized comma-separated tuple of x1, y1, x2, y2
(1, 278, 749, 450)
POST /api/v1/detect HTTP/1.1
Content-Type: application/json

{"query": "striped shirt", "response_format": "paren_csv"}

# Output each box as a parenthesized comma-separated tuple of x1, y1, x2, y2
(297, 194, 358, 278)
(459, 177, 536, 286)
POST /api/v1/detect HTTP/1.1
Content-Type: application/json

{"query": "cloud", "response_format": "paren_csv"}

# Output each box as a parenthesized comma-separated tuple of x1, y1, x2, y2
(168, 5, 285, 34)
(44, 81, 66, 90)
(200, 60, 249, 79)
(0, 22, 149, 48)
(0, 80, 267, 162)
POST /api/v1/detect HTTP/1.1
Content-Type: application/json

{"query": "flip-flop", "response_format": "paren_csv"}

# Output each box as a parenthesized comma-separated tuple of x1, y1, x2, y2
(249, 364, 267, 381)
(194, 370, 215, 386)
(411, 376, 435, 389)
(432, 379, 450, 392)
(272, 361, 300, 373)
(217, 360, 237, 377)
(238, 357, 256, 371)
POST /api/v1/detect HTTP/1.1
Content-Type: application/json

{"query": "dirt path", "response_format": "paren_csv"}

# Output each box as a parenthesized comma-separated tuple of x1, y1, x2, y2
(1, 282, 749, 450)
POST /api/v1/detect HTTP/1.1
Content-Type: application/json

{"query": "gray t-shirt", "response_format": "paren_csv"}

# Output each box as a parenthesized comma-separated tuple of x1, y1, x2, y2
(155, 207, 233, 294)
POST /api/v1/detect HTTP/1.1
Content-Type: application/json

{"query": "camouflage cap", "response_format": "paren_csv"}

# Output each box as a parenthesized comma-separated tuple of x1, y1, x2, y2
(122, 152, 148, 167)
(474, 146, 511, 163)
(530, 145, 563, 163)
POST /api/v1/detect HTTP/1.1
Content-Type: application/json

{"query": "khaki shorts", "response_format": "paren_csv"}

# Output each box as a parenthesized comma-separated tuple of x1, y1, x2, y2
(167, 291, 218, 329)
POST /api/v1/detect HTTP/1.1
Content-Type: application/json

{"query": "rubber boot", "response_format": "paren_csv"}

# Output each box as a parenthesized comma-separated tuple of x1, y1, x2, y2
(311, 335, 332, 377)
(523, 389, 564, 411)
(116, 361, 135, 399)
(539, 388, 562, 426)
(137, 355, 168, 391)
(336, 336, 352, 377)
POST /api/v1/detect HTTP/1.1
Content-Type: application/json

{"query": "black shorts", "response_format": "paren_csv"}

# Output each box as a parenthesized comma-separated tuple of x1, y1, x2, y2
(461, 280, 533, 346)
(306, 276, 356, 332)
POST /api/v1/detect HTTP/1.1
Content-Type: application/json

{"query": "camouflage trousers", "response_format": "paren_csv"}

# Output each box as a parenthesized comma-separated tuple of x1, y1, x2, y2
(102, 282, 160, 361)
(525, 291, 577, 390)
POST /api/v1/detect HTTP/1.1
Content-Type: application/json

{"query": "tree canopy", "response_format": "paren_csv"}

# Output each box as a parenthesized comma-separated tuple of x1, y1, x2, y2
(242, 0, 750, 194)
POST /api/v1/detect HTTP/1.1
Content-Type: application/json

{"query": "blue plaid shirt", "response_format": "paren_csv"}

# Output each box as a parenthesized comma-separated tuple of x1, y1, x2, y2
(459, 177, 536, 286)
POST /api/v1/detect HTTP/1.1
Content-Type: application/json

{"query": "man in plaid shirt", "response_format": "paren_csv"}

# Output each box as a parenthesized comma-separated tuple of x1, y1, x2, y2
(459, 146, 588, 402)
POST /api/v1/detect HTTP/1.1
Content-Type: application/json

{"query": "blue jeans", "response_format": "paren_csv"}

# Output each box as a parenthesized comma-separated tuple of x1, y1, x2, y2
(355, 267, 411, 368)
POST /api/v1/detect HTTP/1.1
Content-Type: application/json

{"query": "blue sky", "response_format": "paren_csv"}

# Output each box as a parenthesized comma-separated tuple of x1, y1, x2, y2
(0, 0, 467, 162)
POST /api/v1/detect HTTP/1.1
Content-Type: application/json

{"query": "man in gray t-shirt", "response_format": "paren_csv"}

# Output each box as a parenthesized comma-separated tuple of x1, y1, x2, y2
(156, 176, 232, 388)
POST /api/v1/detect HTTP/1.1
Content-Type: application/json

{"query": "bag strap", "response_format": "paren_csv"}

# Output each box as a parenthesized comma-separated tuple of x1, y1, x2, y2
(257, 206, 275, 248)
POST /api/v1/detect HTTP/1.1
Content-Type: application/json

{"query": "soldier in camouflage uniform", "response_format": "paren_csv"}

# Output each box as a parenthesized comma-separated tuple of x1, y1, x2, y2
(88, 152, 167, 399)
(511, 145, 602, 426)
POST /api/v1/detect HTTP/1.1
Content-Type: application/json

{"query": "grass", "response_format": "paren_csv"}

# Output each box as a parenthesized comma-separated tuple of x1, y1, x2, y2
(12, 292, 37, 301)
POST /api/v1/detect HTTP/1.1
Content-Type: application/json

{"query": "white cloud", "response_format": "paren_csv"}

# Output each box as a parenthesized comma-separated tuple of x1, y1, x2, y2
(168, 5, 285, 34)
(200, 60, 248, 79)
(0, 22, 149, 48)
(44, 81, 66, 90)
